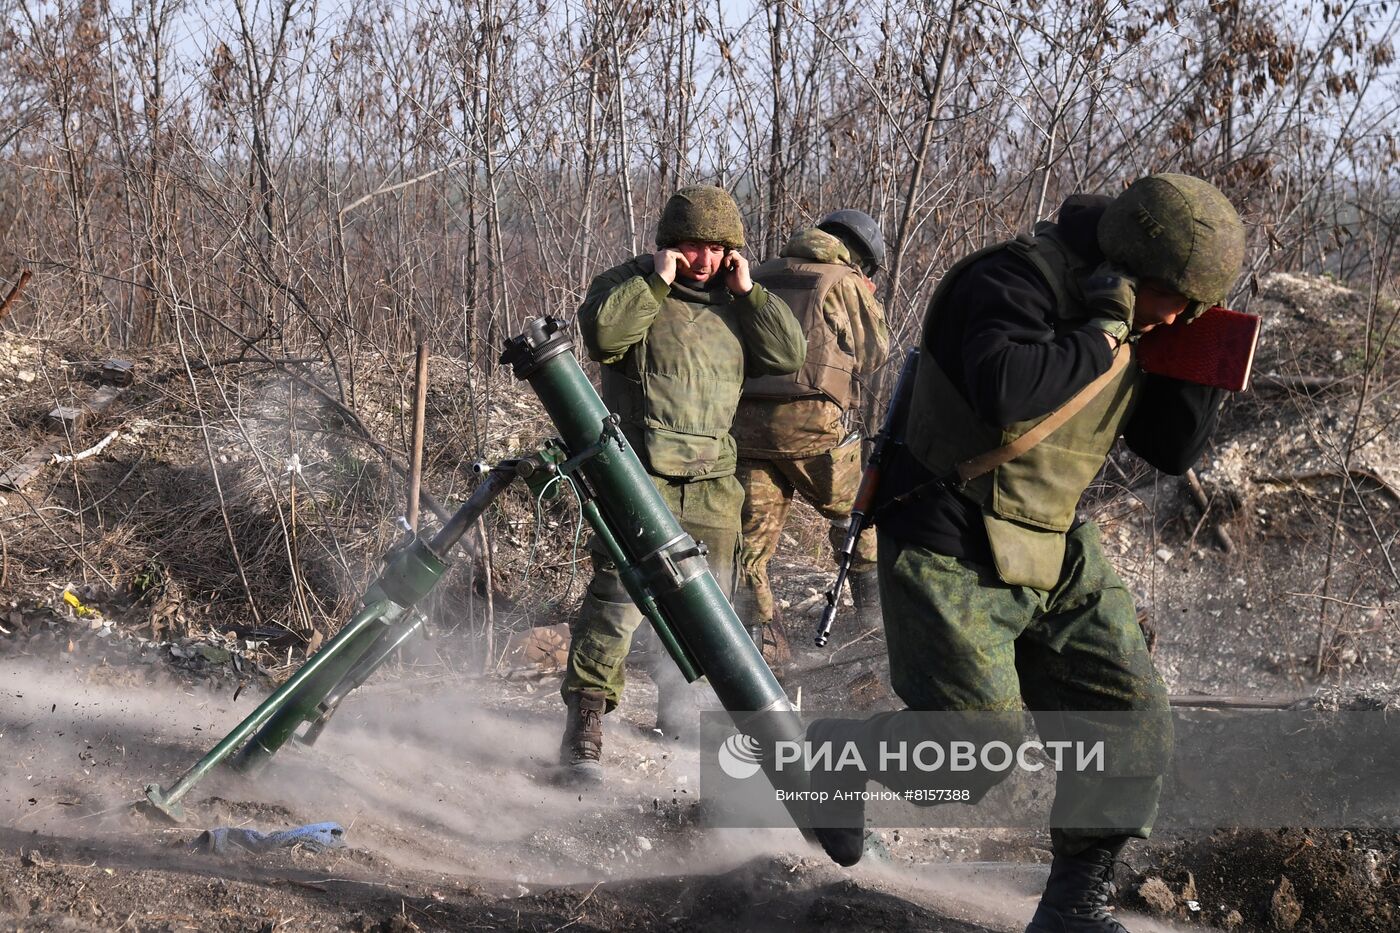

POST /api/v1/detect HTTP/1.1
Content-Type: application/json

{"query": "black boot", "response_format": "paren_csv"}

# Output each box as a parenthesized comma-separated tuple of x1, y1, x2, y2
(558, 688, 606, 786)
(813, 823, 866, 868)
(1025, 839, 1131, 932)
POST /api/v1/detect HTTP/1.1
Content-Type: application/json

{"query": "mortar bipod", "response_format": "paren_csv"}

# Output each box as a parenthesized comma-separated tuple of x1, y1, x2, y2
(295, 612, 426, 748)
(142, 456, 531, 822)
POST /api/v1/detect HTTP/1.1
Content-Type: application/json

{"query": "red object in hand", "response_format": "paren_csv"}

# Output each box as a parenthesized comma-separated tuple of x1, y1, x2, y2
(1135, 305, 1262, 392)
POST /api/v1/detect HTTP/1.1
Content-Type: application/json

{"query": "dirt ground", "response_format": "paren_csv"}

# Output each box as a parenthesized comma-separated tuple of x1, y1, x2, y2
(3, 271, 1399, 931)
(5, 621, 1398, 932)
(0, 646, 1158, 933)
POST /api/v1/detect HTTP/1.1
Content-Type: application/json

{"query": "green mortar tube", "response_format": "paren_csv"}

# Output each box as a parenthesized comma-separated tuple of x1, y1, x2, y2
(143, 597, 394, 822)
(500, 317, 814, 833)
(143, 464, 517, 820)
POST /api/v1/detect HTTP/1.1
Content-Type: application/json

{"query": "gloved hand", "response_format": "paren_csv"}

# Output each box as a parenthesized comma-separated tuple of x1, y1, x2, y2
(1181, 298, 1212, 323)
(1081, 262, 1138, 346)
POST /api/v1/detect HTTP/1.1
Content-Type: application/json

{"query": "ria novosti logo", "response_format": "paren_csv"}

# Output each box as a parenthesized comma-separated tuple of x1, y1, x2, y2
(717, 732, 763, 779)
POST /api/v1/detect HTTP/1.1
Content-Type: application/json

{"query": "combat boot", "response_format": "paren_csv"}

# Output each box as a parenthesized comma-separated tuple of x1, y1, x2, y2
(1025, 839, 1131, 933)
(558, 688, 606, 785)
(849, 568, 881, 623)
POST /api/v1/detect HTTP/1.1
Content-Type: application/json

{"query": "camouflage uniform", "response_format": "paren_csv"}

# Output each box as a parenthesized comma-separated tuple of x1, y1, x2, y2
(564, 470, 742, 710)
(864, 525, 1171, 854)
(808, 176, 1246, 887)
(733, 228, 889, 634)
(562, 189, 806, 713)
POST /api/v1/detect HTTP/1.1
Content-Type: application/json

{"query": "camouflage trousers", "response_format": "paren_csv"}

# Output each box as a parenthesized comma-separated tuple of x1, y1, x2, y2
(851, 522, 1170, 856)
(735, 438, 876, 627)
(561, 473, 741, 711)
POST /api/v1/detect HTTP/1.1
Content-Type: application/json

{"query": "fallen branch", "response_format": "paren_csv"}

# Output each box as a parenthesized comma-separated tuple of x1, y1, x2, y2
(1168, 693, 1313, 710)
(1252, 468, 1400, 503)
(826, 626, 882, 664)
(1284, 591, 1390, 611)
(1184, 468, 1234, 553)
(150, 354, 322, 382)
(50, 430, 119, 464)
(1253, 373, 1352, 392)
(270, 878, 328, 893)
(794, 649, 886, 676)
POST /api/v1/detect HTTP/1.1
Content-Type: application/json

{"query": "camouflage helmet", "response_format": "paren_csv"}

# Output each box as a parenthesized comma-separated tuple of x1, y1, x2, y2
(1098, 173, 1245, 307)
(655, 185, 745, 250)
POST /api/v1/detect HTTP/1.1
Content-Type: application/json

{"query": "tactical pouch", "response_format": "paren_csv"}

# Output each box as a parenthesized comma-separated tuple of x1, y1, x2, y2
(642, 425, 725, 479)
(983, 512, 1067, 592)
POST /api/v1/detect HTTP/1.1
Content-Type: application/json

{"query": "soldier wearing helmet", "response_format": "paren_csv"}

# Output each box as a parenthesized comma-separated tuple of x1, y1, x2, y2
(731, 210, 891, 664)
(803, 175, 1245, 933)
(557, 185, 806, 786)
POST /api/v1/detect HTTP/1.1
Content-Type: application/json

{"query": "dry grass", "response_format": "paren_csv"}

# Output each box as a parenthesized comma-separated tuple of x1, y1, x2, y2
(0, 334, 586, 669)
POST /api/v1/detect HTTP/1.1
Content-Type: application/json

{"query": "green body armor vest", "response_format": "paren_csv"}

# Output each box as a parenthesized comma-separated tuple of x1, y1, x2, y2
(598, 279, 748, 481)
(905, 224, 1143, 590)
(741, 257, 857, 409)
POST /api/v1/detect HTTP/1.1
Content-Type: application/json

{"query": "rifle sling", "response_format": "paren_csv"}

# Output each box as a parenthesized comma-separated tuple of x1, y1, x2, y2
(954, 345, 1129, 484)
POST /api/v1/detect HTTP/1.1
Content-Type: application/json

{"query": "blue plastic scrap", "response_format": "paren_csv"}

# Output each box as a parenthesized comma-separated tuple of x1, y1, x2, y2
(190, 821, 346, 855)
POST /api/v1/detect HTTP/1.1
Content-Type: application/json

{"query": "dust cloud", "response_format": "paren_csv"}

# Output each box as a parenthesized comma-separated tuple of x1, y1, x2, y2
(0, 654, 1216, 930)
(0, 652, 804, 887)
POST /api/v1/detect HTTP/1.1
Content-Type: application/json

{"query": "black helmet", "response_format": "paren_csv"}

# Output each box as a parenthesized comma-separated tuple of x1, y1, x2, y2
(816, 209, 885, 276)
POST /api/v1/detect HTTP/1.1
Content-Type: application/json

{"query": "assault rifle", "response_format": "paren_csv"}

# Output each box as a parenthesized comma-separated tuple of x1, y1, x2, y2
(814, 347, 919, 647)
